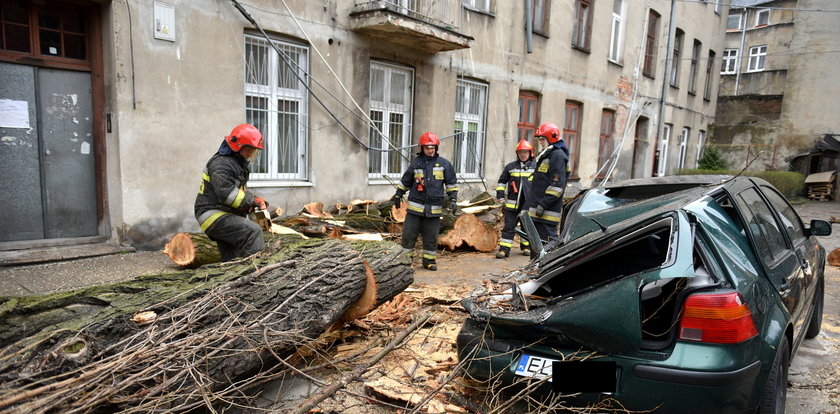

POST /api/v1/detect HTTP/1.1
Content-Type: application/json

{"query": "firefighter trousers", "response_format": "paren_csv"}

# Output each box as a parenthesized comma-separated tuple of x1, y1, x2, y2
(204, 213, 265, 262)
(401, 213, 441, 264)
(499, 208, 530, 253)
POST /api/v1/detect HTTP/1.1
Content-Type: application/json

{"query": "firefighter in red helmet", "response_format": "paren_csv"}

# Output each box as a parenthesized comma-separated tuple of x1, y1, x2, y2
(524, 122, 570, 251)
(391, 132, 458, 271)
(194, 123, 268, 261)
(494, 139, 536, 258)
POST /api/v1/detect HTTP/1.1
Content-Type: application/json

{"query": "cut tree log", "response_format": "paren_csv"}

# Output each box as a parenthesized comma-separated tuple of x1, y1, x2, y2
(438, 213, 499, 253)
(162, 232, 221, 268)
(0, 237, 413, 413)
(303, 202, 333, 218)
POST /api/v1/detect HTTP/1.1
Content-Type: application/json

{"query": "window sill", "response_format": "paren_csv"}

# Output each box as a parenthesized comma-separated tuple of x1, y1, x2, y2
(643, 72, 655, 80)
(688, 91, 697, 96)
(249, 180, 313, 188)
(746, 69, 765, 73)
(463, 6, 494, 17)
(571, 44, 591, 54)
(669, 84, 679, 90)
(607, 59, 623, 68)
(368, 178, 402, 186)
(457, 176, 485, 183)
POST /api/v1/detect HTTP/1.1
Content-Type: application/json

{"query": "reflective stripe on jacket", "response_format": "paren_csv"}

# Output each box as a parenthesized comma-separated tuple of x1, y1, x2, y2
(194, 152, 259, 230)
(495, 159, 535, 211)
(525, 142, 569, 224)
(396, 154, 457, 218)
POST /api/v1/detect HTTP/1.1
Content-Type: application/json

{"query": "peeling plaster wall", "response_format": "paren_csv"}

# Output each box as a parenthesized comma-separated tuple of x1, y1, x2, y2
(100, 0, 727, 248)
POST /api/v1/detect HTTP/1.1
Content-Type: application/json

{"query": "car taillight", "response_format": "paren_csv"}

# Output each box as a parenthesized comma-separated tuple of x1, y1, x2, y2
(678, 292, 758, 344)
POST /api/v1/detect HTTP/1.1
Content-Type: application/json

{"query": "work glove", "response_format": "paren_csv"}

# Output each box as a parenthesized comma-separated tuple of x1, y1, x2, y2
(391, 194, 402, 209)
(255, 196, 267, 211)
(450, 199, 459, 215)
(535, 204, 545, 217)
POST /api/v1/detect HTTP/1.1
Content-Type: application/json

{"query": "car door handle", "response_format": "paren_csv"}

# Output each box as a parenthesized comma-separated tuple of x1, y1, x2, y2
(800, 261, 812, 276)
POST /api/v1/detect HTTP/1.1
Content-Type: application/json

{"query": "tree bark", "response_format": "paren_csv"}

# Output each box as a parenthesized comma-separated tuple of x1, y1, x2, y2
(0, 237, 413, 413)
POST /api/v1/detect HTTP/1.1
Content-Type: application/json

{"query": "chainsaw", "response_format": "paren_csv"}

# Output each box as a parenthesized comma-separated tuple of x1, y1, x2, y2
(249, 207, 273, 232)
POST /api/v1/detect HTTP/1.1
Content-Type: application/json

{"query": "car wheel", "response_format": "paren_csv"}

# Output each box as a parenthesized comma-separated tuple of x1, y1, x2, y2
(759, 336, 789, 414)
(805, 280, 824, 339)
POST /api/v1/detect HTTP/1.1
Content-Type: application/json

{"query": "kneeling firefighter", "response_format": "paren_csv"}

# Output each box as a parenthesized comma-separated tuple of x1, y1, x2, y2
(194, 123, 268, 261)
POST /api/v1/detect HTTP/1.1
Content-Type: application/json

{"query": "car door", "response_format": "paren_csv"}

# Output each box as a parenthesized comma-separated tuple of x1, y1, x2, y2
(758, 185, 816, 337)
(730, 185, 805, 337)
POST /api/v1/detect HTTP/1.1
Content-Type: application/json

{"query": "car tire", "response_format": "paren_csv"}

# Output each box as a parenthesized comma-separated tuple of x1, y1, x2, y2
(804, 279, 824, 339)
(759, 336, 789, 414)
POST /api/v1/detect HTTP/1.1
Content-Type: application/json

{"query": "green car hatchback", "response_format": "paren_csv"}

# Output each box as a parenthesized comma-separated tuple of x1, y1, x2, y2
(457, 176, 832, 413)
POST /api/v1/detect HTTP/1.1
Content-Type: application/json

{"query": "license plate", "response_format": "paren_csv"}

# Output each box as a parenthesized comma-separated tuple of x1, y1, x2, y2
(515, 354, 617, 393)
(514, 354, 555, 381)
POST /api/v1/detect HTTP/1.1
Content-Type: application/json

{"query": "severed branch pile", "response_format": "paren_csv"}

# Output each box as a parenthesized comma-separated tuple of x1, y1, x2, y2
(0, 238, 413, 413)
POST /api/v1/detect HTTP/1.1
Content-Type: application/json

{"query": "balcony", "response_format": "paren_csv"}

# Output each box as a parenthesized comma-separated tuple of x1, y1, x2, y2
(350, 0, 472, 53)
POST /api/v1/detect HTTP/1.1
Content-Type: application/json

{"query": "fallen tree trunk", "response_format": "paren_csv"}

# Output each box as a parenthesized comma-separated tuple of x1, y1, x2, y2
(162, 232, 221, 267)
(438, 213, 499, 253)
(0, 237, 413, 413)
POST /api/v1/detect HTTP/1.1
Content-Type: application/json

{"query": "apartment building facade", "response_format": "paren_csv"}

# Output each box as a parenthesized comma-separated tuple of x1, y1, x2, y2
(0, 0, 728, 249)
(713, 0, 840, 170)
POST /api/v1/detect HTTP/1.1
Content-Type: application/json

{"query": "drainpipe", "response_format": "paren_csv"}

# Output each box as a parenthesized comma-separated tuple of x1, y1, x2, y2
(525, 0, 533, 53)
(735, 8, 747, 95)
(656, 0, 677, 176)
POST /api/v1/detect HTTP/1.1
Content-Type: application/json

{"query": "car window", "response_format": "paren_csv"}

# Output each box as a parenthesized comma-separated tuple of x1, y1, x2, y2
(735, 188, 789, 262)
(760, 185, 806, 247)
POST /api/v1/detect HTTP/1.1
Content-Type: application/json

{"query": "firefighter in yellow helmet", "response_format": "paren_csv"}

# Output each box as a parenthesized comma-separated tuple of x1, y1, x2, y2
(494, 139, 536, 258)
(194, 123, 268, 261)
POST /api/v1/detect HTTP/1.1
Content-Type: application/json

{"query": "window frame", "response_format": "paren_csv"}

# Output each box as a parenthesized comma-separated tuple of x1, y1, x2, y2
(670, 29, 684, 87)
(367, 61, 414, 179)
(564, 100, 583, 179)
(462, 0, 492, 13)
(643, 10, 660, 78)
(696, 130, 706, 165)
(704, 50, 715, 100)
(453, 78, 488, 179)
(747, 45, 767, 72)
(655, 123, 671, 177)
(517, 91, 540, 149)
(244, 33, 310, 182)
(597, 109, 616, 178)
(726, 12, 743, 31)
(755, 9, 770, 27)
(678, 127, 689, 170)
(608, 0, 625, 63)
(531, 0, 550, 36)
(722, 48, 738, 74)
(688, 39, 701, 95)
(572, 0, 593, 51)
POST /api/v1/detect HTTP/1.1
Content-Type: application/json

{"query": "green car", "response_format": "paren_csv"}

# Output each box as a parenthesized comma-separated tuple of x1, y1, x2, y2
(457, 176, 832, 413)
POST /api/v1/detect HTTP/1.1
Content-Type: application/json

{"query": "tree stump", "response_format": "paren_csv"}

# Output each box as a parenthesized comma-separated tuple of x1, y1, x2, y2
(162, 232, 222, 267)
(438, 213, 499, 253)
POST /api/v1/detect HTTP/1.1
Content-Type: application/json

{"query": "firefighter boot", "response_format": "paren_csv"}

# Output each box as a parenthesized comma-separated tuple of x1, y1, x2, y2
(495, 247, 510, 259)
(422, 259, 437, 271)
(521, 248, 531, 256)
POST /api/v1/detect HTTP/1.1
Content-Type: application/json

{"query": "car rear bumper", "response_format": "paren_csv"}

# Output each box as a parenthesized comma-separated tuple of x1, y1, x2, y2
(457, 318, 763, 413)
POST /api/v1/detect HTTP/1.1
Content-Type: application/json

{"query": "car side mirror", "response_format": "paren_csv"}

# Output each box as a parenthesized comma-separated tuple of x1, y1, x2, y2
(809, 219, 832, 236)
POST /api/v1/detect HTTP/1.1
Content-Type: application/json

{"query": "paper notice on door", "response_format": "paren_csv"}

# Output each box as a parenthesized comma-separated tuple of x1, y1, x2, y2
(0, 99, 30, 128)
(81, 142, 91, 155)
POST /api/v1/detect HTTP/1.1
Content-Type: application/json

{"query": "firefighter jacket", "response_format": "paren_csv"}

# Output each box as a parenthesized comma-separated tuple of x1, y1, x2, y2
(495, 159, 535, 211)
(395, 153, 458, 218)
(194, 144, 260, 232)
(525, 141, 569, 224)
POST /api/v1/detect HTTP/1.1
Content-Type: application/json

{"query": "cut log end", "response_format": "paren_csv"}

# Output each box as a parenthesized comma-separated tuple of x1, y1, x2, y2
(438, 213, 499, 253)
(163, 233, 196, 266)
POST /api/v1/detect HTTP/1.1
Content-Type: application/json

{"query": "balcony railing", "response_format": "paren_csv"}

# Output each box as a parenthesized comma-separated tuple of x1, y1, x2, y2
(350, 0, 472, 53)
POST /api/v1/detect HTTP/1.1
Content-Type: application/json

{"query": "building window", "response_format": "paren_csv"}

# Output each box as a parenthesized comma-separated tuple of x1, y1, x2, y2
(678, 127, 689, 169)
(748, 45, 767, 72)
(564, 101, 583, 178)
(696, 130, 706, 165)
(0, 2, 92, 68)
(368, 61, 414, 178)
(463, 0, 491, 13)
(244, 34, 309, 181)
(715, 1, 722, 14)
(531, 0, 550, 35)
(632, 116, 649, 179)
(704, 50, 715, 100)
(598, 109, 616, 178)
(453, 78, 488, 178)
(572, 0, 592, 50)
(755, 9, 769, 27)
(655, 123, 671, 176)
(608, 0, 625, 63)
(688, 40, 701, 94)
(670, 29, 683, 87)
(643, 10, 660, 78)
(722, 48, 738, 74)
(726, 12, 743, 31)
(517, 92, 540, 147)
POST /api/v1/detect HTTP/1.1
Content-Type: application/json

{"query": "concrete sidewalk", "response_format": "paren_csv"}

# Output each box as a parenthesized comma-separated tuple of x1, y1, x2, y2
(1, 201, 837, 297)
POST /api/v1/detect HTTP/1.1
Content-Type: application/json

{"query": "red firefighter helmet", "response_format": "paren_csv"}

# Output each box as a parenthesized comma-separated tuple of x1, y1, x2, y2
(225, 123, 264, 152)
(515, 139, 534, 157)
(535, 122, 561, 144)
(419, 132, 440, 147)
